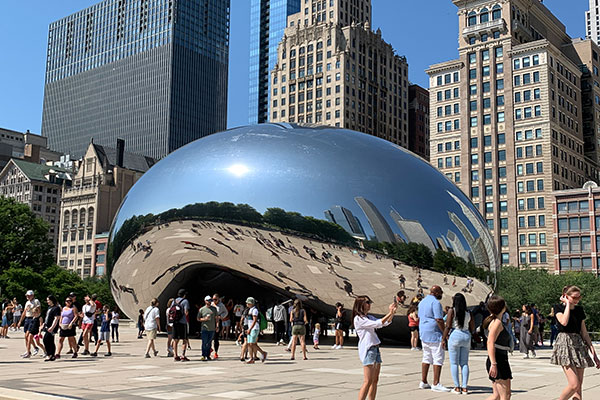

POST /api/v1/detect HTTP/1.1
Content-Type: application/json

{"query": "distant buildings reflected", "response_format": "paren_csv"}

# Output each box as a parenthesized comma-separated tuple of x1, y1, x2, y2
(354, 196, 396, 243)
(324, 205, 366, 240)
(390, 208, 436, 254)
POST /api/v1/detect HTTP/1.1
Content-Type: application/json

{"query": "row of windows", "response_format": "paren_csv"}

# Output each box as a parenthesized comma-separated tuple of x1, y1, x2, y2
(518, 232, 547, 246)
(514, 72, 540, 86)
(469, 96, 505, 111)
(517, 251, 548, 265)
(437, 156, 461, 169)
(467, 5, 502, 26)
(557, 200, 594, 213)
(558, 257, 596, 271)
(62, 229, 94, 242)
(558, 236, 595, 254)
(436, 141, 461, 153)
(516, 162, 544, 176)
(435, 71, 460, 86)
(436, 87, 460, 102)
(469, 81, 504, 96)
(467, 31, 501, 45)
(471, 150, 507, 165)
(518, 197, 546, 210)
(513, 55, 540, 70)
(470, 133, 506, 148)
(469, 62, 504, 79)
(469, 112, 505, 127)
(468, 47, 503, 64)
(557, 217, 592, 232)
(515, 128, 543, 141)
(514, 88, 541, 103)
(436, 103, 459, 117)
(437, 120, 460, 132)
(471, 183, 509, 198)
(515, 105, 541, 120)
(486, 214, 546, 230)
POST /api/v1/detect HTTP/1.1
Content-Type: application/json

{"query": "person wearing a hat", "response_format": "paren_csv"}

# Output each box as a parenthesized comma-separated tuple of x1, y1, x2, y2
(17, 290, 41, 358)
(197, 295, 218, 361)
(245, 297, 267, 364)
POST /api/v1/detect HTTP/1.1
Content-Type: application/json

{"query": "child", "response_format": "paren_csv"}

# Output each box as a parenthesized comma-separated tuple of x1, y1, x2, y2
(137, 309, 144, 339)
(32, 307, 46, 357)
(313, 323, 321, 350)
(92, 306, 112, 357)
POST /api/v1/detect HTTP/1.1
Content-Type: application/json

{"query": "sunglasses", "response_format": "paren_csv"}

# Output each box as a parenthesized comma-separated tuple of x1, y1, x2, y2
(65, 299, 72, 302)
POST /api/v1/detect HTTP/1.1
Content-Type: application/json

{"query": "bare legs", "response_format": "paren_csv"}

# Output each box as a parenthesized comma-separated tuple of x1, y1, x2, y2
(485, 379, 511, 400)
(421, 363, 442, 386)
(358, 363, 381, 400)
(559, 366, 584, 400)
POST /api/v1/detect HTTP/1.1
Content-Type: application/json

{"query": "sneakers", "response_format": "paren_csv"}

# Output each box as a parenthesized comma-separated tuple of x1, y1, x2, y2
(181, 356, 190, 362)
(431, 383, 452, 392)
(32, 348, 39, 356)
(21, 353, 31, 359)
(213, 352, 218, 359)
(174, 356, 181, 361)
(91, 352, 98, 357)
(105, 352, 112, 357)
(167, 350, 174, 357)
(260, 352, 267, 363)
(145, 353, 151, 358)
(451, 387, 462, 395)
(153, 350, 159, 357)
(419, 382, 431, 389)
(66, 349, 73, 354)
(522, 353, 529, 359)
(336, 345, 343, 349)
(82, 350, 90, 356)
(200, 356, 207, 361)
(71, 353, 78, 359)
(531, 350, 537, 358)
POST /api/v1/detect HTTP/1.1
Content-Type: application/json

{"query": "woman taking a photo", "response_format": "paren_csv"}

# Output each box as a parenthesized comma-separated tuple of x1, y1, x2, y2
(407, 304, 419, 350)
(289, 299, 308, 360)
(443, 293, 474, 394)
(353, 295, 397, 400)
(332, 302, 345, 349)
(551, 285, 600, 400)
(484, 295, 512, 400)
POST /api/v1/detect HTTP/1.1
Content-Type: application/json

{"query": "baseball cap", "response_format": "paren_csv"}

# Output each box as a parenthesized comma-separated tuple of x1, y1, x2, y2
(69, 292, 76, 297)
(246, 297, 256, 305)
(204, 295, 212, 301)
(177, 289, 187, 296)
(26, 290, 34, 296)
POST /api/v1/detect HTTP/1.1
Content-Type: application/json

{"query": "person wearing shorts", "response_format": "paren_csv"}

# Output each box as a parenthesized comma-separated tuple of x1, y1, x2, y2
(80, 295, 96, 355)
(245, 297, 267, 364)
(418, 286, 451, 392)
(18, 290, 41, 358)
(92, 306, 112, 357)
(172, 289, 190, 362)
(144, 298, 160, 358)
(56, 297, 78, 359)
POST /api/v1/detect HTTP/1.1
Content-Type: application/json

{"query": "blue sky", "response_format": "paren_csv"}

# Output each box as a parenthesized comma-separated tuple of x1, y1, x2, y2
(0, 0, 588, 134)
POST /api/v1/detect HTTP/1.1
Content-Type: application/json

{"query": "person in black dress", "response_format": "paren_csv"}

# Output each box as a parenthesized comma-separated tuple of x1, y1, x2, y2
(551, 285, 600, 400)
(483, 295, 512, 400)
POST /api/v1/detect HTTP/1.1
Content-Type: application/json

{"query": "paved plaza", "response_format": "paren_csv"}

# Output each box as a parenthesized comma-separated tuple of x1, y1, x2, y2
(1, 326, 600, 399)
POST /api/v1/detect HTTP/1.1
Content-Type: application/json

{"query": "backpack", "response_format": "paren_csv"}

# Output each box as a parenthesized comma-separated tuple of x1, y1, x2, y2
(258, 311, 268, 331)
(168, 299, 184, 324)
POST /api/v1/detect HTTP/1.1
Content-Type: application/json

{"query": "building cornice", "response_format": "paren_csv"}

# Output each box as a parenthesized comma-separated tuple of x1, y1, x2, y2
(426, 59, 463, 76)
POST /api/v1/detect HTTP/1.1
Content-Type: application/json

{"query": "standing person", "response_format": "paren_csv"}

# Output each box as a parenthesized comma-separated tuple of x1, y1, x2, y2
(110, 307, 120, 343)
(165, 298, 174, 357)
(519, 304, 535, 358)
(443, 293, 474, 395)
(80, 295, 96, 355)
(418, 285, 451, 392)
(91, 294, 102, 345)
(17, 290, 41, 358)
(333, 302, 345, 349)
(1, 299, 13, 338)
(211, 294, 227, 359)
(273, 301, 287, 345)
(222, 299, 233, 340)
(233, 301, 244, 336)
(31, 306, 46, 357)
(484, 296, 513, 400)
(245, 297, 267, 364)
(353, 295, 397, 400)
(313, 322, 321, 350)
(11, 298, 22, 332)
(137, 309, 145, 339)
(398, 274, 406, 289)
(143, 298, 160, 358)
(92, 306, 112, 357)
(289, 299, 308, 361)
(531, 304, 540, 348)
(56, 297, 79, 359)
(171, 289, 190, 362)
(407, 304, 420, 351)
(42, 295, 61, 361)
(395, 291, 407, 308)
(548, 306, 558, 347)
(512, 310, 521, 346)
(198, 295, 217, 361)
(551, 285, 600, 400)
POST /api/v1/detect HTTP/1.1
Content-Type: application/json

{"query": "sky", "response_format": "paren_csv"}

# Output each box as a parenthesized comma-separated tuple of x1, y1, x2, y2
(0, 0, 590, 134)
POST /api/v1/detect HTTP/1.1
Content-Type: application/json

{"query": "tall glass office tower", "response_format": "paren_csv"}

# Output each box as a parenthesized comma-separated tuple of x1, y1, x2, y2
(248, 0, 300, 124)
(42, 0, 230, 159)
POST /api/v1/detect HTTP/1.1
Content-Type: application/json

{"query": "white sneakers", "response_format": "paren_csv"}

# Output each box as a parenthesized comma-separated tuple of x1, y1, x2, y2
(331, 344, 343, 349)
(431, 383, 452, 392)
(419, 382, 451, 392)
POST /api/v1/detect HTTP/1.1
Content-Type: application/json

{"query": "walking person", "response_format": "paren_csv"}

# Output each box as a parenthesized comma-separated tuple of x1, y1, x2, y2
(110, 307, 119, 343)
(484, 295, 513, 400)
(418, 285, 451, 392)
(165, 298, 174, 357)
(289, 299, 308, 361)
(407, 304, 420, 350)
(92, 306, 112, 357)
(273, 301, 287, 345)
(245, 297, 267, 364)
(143, 298, 160, 358)
(11, 298, 22, 332)
(333, 302, 345, 349)
(313, 322, 321, 349)
(80, 295, 96, 355)
(519, 304, 535, 358)
(443, 293, 474, 394)
(211, 293, 227, 359)
(198, 295, 217, 361)
(353, 295, 397, 400)
(170, 289, 190, 361)
(137, 309, 145, 339)
(42, 295, 61, 361)
(17, 290, 41, 358)
(56, 297, 79, 359)
(1, 299, 13, 338)
(551, 285, 600, 400)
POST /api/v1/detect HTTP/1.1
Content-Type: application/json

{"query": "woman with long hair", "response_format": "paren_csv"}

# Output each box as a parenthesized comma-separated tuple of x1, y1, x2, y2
(333, 302, 345, 349)
(290, 299, 308, 360)
(483, 295, 512, 400)
(42, 295, 61, 361)
(443, 293, 474, 394)
(353, 295, 397, 400)
(407, 304, 419, 350)
(551, 285, 600, 400)
(56, 297, 78, 359)
(519, 304, 535, 358)
(165, 298, 174, 357)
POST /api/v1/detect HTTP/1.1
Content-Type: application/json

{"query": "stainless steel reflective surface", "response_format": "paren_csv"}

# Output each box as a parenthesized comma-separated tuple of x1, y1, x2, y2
(108, 124, 495, 340)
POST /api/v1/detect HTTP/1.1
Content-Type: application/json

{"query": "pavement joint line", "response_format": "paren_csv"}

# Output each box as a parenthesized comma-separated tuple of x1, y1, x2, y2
(0, 388, 81, 400)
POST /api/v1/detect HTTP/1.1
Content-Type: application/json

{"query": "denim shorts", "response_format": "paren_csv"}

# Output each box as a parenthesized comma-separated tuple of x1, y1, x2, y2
(363, 345, 382, 366)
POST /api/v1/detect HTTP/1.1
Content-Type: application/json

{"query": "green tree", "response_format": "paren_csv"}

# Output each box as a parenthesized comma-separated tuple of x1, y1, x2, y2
(0, 197, 54, 273)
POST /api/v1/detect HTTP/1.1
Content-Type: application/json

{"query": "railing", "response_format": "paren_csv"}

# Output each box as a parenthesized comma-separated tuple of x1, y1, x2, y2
(462, 18, 506, 37)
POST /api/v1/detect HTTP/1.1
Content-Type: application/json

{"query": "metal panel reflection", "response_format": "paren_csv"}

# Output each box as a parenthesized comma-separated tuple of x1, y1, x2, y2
(108, 124, 496, 340)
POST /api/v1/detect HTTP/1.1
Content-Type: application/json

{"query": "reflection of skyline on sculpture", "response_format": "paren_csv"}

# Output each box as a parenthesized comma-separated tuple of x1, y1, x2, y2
(390, 208, 436, 254)
(324, 205, 366, 240)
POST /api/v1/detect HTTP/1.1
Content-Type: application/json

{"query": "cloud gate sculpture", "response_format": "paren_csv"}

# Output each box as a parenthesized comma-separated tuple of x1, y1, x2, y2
(108, 124, 496, 341)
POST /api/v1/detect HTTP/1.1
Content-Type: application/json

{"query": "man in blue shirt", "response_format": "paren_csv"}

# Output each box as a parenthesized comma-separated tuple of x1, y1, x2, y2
(418, 285, 451, 392)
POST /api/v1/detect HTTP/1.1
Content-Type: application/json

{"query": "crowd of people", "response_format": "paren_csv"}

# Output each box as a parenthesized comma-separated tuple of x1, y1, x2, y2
(4, 281, 600, 400)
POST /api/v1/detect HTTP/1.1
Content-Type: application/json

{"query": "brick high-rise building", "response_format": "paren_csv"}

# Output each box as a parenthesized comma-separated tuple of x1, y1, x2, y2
(427, 0, 600, 270)
(586, 0, 600, 45)
(269, 0, 409, 147)
(408, 85, 430, 160)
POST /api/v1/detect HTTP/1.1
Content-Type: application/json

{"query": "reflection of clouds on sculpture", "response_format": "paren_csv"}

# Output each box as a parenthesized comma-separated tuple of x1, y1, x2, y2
(107, 124, 496, 340)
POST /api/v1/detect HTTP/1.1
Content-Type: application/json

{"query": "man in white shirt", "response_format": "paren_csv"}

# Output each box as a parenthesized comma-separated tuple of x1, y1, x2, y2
(17, 290, 41, 358)
(144, 298, 161, 358)
(211, 294, 228, 359)
(81, 295, 96, 355)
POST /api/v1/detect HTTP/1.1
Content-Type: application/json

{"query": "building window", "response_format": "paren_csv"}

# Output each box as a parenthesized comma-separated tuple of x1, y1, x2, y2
(495, 47, 503, 58)
(492, 5, 502, 20)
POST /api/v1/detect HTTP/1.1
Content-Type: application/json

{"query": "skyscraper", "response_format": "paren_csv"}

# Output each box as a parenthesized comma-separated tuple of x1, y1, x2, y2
(324, 205, 366, 239)
(249, 0, 300, 124)
(586, 0, 600, 44)
(389, 208, 436, 254)
(428, 0, 600, 270)
(42, 0, 230, 160)
(269, 0, 410, 147)
(354, 196, 396, 243)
